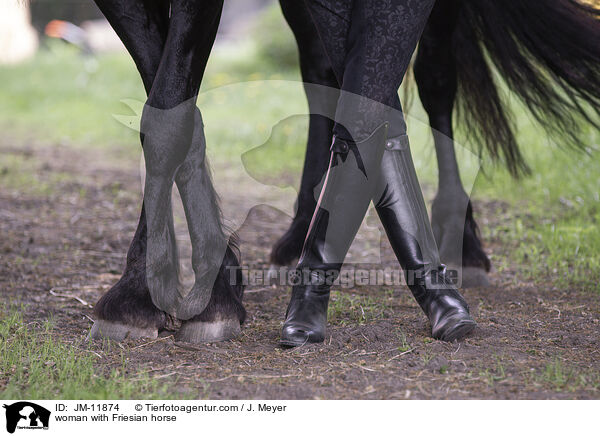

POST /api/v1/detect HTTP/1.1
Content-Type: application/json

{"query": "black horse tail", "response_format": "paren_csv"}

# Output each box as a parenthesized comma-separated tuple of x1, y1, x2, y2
(453, 0, 600, 177)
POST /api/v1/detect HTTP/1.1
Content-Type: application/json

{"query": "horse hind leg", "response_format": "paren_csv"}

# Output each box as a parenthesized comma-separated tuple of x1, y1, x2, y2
(414, 2, 491, 287)
(269, 0, 338, 267)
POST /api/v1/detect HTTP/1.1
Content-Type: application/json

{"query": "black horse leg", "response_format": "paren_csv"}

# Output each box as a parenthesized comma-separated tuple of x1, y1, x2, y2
(269, 0, 339, 266)
(90, 0, 171, 341)
(414, 0, 491, 286)
(141, 1, 244, 341)
(91, 0, 244, 342)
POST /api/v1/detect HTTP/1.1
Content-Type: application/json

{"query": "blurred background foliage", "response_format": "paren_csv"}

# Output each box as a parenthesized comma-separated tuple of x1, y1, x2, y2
(252, 3, 300, 70)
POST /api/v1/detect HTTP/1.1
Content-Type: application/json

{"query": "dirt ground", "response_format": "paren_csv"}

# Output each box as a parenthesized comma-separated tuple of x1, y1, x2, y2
(1, 143, 599, 399)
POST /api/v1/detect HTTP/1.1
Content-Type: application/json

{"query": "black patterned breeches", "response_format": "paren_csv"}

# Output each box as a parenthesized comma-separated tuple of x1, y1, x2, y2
(304, 0, 435, 141)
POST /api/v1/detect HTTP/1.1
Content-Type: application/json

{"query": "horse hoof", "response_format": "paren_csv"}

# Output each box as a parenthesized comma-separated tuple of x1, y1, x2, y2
(88, 320, 158, 342)
(175, 318, 241, 343)
(460, 266, 490, 288)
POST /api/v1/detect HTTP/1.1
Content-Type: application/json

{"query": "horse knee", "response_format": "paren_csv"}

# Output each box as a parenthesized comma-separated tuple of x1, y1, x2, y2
(141, 99, 198, 177)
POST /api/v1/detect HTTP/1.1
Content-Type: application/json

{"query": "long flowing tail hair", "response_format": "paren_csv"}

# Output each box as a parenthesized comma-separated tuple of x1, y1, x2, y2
(452, 0, 600, 176)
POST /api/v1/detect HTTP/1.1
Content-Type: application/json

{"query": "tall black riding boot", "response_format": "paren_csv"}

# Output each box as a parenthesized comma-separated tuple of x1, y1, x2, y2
(280, 124, 389, 347)
(375, 134, 476, 342)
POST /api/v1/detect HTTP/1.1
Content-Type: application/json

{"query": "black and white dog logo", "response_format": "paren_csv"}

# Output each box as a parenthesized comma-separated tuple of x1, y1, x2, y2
(3, 402, 50, 434)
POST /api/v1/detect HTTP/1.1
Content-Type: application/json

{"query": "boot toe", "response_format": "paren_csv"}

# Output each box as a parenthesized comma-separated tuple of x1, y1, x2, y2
(432, 313, 477, 342)
(280, 323, 324, 348)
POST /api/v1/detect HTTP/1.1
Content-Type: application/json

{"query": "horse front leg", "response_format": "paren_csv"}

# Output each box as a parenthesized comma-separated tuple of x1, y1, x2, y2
(90, 0, 171, 341)
(141, 0, 244, 342)
(269, 0, 339, 267)
(414, 0, 491, 287)
(91, 0, 244, 343)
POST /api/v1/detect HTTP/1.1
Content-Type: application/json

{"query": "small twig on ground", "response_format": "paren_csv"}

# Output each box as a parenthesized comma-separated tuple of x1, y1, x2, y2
(148, 364, 174, 372)
(77, 249, 126, 259)
(154, 372, 178, 380)
(48, 288, 91, 307)
(245, 287, 278, 294)
(388, 348, 415, 361)
(206, 373, 300, 383)
(132, 335, 173, 350)
(351, 363, 377, 372)
(129, 371, 180, 382)
(172, 342, 230, 355)
(82, 349, 103, 359)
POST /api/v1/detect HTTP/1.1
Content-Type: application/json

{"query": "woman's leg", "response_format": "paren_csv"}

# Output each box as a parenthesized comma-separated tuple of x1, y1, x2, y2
(305, 0, 434, 139)
(374, 101, 476, 342)
(281, 123, 390, 346)
(282, 0, 474, 346)
(342, 0, 475, 340)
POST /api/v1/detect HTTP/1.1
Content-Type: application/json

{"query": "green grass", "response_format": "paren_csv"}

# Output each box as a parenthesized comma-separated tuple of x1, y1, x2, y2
(479, 357, 508, 386)
(0, 304, 182, 399)
(0, 151, 80, 196)
(328, 290, 392, 326)
(460, 101, 600, 292)
(0, 41, 144, 152)
(0, 153, 53, 195)
(532, 358, 599, 392)
(396, 332, 412, 353)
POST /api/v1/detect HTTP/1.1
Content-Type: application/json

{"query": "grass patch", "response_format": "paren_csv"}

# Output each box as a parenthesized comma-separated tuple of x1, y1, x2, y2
(534, 358, 600, 392)
(0, 153, 53, 196)
(0, 151, 80, 196)
(479, 357, 508, 386)
(327, 291, 391, 326)
(396, 331, 412, 353)
(0, 304, 181, 399)
(0, 41, 144, 152)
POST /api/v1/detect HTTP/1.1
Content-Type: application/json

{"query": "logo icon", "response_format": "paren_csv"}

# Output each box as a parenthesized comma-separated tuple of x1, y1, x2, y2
(3, 402, 50, 434)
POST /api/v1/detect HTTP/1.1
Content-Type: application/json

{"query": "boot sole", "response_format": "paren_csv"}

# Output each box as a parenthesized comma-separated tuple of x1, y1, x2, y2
(279, 338, 311, 348)
(280, 333, 325, 348)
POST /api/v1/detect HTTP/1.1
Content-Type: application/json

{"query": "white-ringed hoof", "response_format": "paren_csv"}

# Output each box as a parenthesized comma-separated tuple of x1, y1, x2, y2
(175, 318, 241, 343)
(88, 320, 158, 342)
